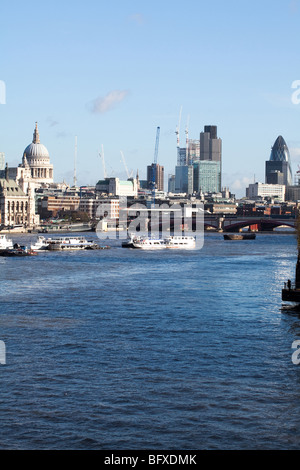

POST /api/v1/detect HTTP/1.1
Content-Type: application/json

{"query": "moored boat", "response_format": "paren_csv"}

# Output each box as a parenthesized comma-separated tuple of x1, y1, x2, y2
(224, 233, 256, 240)
(0, 234, 14, 250)
(47, 236, 100, 251)
(165, 236, 196, 249)
(122, 234, 141, 248)
(0, 244, 37, 257)
(131, 235, 196, 250)
(30, 236, 51, 251)
(132, 237, 166, 250)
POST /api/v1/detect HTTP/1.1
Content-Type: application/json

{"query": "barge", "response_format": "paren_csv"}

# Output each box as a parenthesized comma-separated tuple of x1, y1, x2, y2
(224, 233, 256, 240)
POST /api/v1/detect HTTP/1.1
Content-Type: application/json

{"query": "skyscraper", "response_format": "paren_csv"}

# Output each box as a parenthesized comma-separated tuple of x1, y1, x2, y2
(173, 125, 222, 194)
(199, 125, 222, 192)
(168, 174, 176, 193)
(265, 136, 293, 187)
(147, 163, 164, 192)
(177, 147, 188, 166)
(200, 125, 222, 162)
(175, 165, 193, 194)
(193, 160, 221, 193)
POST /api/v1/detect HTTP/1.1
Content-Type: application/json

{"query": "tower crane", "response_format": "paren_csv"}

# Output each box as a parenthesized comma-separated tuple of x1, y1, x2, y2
(120, 150, 133, 179)
(154, 126, 160, 165)
(74, 135, 77, 187)
(185, 115, 190, 165)
(99, 144, 107, 178)
(175, 106, 182, 165)
(152, 126, 160, 207)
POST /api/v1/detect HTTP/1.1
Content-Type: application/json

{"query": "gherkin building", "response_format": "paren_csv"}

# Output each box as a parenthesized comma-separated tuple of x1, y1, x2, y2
(266, 136, 293, 186)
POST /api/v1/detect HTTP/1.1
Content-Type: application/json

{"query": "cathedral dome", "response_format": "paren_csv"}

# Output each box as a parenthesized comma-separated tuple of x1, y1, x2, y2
(20, 122, 54, 186)
(23, 122, 50, 160)
(24, 142, 50, 159)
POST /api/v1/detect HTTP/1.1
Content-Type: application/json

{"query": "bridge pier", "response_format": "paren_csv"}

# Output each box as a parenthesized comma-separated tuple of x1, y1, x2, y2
(218, 217, 224, 232)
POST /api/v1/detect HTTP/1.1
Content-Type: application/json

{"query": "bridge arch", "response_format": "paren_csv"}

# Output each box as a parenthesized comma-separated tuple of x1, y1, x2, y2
(223, 218, 295, 232)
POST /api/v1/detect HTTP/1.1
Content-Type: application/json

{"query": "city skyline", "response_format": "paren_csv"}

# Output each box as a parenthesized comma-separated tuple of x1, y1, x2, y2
(1, 0, 300, 197)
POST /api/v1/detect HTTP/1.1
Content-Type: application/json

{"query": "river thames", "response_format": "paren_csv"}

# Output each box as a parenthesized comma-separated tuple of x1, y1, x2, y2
(0, 231, 300, 450)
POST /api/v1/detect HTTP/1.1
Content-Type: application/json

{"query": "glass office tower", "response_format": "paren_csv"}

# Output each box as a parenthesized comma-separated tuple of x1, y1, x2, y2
(266, 136, 292, 187)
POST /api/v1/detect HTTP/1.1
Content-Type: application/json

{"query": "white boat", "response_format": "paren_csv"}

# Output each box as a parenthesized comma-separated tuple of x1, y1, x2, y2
(132, 237, 166, 250)
(131, 235, 196, 250)
(0, 234, 14, 250)
(30, 236, 51, 251)
(121, 234, 142, 248)
(165, 236, 196, 249)
(47, 236, 99, 251)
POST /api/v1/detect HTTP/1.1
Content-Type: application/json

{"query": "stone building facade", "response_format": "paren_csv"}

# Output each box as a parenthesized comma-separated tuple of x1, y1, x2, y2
(0, 166, 39, 226)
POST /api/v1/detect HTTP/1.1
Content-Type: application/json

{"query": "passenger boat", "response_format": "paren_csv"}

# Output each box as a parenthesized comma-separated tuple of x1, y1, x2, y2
(0, 234, 14, 250)
(131, 235, 196, 250)
(122, 234, 141, 248)
(132, 237, 166, 250)
(165, 236, 196, 249)
(47, 236, 100, 251)
(30, 236, 51, 251)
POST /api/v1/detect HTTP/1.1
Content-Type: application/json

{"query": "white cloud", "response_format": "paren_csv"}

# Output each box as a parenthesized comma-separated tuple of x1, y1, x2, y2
(231, 176, 253, 191)
(222, 172, 256, 198)
(89, 90, 129, 114)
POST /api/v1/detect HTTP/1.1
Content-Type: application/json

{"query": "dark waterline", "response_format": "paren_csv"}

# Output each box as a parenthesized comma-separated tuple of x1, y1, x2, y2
(0, 232, 300, 450)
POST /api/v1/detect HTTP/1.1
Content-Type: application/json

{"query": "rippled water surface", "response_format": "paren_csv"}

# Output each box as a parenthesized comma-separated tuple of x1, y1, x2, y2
(1, 231, 300, 449)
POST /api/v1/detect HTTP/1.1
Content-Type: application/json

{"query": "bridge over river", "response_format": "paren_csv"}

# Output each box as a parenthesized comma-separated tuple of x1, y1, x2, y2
(205, 215, 296, 232)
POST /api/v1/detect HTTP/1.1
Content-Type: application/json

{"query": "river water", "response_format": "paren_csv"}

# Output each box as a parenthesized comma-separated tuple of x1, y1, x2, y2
(0, 231, 300, 450)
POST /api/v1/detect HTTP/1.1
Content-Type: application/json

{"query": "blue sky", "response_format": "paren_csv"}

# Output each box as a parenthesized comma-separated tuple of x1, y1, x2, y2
(1, 0, 300, 197)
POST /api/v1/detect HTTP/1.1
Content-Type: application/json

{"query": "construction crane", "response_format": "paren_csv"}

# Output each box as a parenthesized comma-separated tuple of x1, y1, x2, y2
(175, 106, 182, 148)
(175, 106, 182, 165)
(99, 144, 107, 178)
(73, 135, 77, 187)
(120, 150, 133, 179)
(154, 126, 160, 164)
(185, 115, 190, 165)
(152, 126, 160, 207)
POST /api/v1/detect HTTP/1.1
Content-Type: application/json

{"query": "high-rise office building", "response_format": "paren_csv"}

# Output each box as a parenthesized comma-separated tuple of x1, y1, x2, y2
(193, 160, 221, 193)
(177, 140, 200, 167)
(175, 165, 193, 194)
(200, 125, 222, 163)
(187, 139, 200, 164)
(265, 136, 293, 187)
(168, 174, 176, 193)
(147, 163, 164, 192)
(174, 125, 222, 194)
(198, 126, 222, 193)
